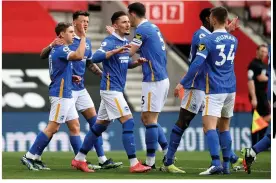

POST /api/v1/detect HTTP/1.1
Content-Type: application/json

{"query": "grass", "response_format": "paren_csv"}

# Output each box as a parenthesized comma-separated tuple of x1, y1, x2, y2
(2, 151, 271, 179)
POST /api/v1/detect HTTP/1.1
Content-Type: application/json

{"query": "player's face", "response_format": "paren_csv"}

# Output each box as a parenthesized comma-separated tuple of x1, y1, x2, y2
(209, 13, 216, 27)
(63, 26, 75, 44)
(114, 15, 131, 35)
(257, 47, 268, 61)
(74, 15, 89, 32)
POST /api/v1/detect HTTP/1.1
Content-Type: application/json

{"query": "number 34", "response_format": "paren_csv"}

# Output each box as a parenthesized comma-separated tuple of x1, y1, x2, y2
(215, 44, 235, 66)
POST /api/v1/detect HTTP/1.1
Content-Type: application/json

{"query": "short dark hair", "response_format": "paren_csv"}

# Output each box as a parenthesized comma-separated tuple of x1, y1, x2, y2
(257, 44, 268, 50)
(72, 10, 90, 20)
(111, 11, 127, 24)
(55, 22, 72, 36)
(210, 6, 228, 24)
(199, 8, 211, 24)
(128, 2, 146, 17)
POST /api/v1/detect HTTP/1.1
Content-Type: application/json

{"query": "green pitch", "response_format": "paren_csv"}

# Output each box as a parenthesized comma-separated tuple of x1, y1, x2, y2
(2, 151, 271, 179)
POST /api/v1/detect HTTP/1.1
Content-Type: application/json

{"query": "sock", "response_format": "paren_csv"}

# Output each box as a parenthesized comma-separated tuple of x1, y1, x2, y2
(230, 151, 239, 164)
(206, 130, 221, 166)
(165, 124, 184, 166)
(252, 133, 271, 154)
(75, 152, 87, 162)
(122, 118, 137, 164)
(70, 135, 82, 155)
(28, 132, 49, 159)
(157, 123, 168, 152)
(145, 124, 158, 166)
(87, 116, 105, 157)
(130, 158, 139, 167)
(219, 131, 232, 170)
(36, 136, 52, 157)
(98, 156, 108, 164)
(79, 123, 107, 155)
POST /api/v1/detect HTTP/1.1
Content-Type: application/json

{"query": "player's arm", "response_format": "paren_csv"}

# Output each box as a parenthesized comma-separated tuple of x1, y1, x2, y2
(86, 60, 103, 77)
(128, 57, 148, 69)
(40, 38, 65, 59)
(92, 40, 131, 63)
(130, 30, 146, 57)
(226, 17, 240, 33)
(247, 65, 258, 108)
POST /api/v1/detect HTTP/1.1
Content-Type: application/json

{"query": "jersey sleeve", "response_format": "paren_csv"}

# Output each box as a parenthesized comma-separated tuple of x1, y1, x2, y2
(57, 46, 73, 61)
(195, 38, 209, 59)
(92, 38, 113, 63)
(131, 27, 147, 47)
(247, 61, 262, 80)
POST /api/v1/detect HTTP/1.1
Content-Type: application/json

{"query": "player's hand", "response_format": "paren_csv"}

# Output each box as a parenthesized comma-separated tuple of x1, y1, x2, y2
(251, 98, 257, 109)
(51, 38, 65, 47)
(113, 44, 131, 54)
(226, 17, 240, 32)
(137, 57, 148, 64)
(72, 75, 82, 84)
(78, 23, 86, 38)
(106, 25, 115, 35)
(174, 83, 183, 98)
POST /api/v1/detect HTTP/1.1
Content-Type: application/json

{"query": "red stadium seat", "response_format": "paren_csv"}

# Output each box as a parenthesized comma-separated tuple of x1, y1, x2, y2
(246, 1, 266, 7)
(265, 19, 271, 35)
(224, 1, 245, 7)
(249, 5, 265, 19)
(261, 7, 271, 21)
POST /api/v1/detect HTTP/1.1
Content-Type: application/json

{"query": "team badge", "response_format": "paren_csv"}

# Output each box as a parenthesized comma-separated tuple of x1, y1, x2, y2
(135, 34, 142, 40)
(198, 44, 206, 51)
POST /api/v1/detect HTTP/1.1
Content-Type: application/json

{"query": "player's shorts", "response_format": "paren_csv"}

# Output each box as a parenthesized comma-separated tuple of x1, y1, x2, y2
(72, 88, 94, 112)
(49, 97, 79, 123)
(202, 92, 236, 118)
(180, 89, 205, 114)
(141, 78, 170, 112)
(97, 90, 132, 121)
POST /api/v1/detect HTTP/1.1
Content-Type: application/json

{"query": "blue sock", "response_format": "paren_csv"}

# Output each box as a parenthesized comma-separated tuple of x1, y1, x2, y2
(122, 118, 136, 159)
(70, 135, 82, 155)
(230, 151, 239, 164)
(157, 123, 168, 151)
(86, 116, 105, 157)
(36, 136, 52, 156)
(219, 131, 232, 170)
(29, 132, 50, 155)
(145, 124, 158, 157)
(79, 123, 107, 155)
(252, 133, 271, 154)
(206, 130, 221, 166)
(165, 124, 184, 166)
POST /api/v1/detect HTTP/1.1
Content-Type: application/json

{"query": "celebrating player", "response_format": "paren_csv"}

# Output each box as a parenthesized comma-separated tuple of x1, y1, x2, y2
(21, 22, 86, 171)
(71, 11, 151, 173)
(39, 11, 122, 170)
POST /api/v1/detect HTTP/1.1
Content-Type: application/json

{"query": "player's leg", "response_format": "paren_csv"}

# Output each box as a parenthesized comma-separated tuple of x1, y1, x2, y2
(77, 89, 121, 169)
(199, 94, 224, 175)
(242, 133, 271, 174)
(162, 89, 204, 173)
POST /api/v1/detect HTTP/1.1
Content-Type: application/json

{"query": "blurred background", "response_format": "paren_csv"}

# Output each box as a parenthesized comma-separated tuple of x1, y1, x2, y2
(2, 0, 271, 153)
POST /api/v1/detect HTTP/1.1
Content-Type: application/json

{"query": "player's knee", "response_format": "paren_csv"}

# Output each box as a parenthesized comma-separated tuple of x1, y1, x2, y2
(68, 122, 80, 135)
(176, 108, 195, 130)
(141, 112, 157, 125)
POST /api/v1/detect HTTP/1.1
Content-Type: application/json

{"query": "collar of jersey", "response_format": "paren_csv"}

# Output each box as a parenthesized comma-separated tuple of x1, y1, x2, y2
(111, 32, 127, 41)
(137, 19, 148, 28)
(200, 26, 211, 34)
(74, 35, 81, 40)
(212, 29, 227, 33)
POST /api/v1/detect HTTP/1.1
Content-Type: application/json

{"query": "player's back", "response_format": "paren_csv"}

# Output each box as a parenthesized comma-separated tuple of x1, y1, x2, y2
(134, 21, 167, 82)
(203, 30, 238, 94)
(69, 37, 93, 91)
(98, 34, 130, 92)
(48, 45, 73, 98)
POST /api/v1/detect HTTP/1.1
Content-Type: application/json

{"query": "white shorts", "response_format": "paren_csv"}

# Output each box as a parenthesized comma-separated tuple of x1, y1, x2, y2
(72, 89, 95, 112)
(49, 97, 79, 123)
(181, 89, 205, 114)
(97, 90, 132, 121)
(202, 92, 236, 118)
(141, 78, 170, 112)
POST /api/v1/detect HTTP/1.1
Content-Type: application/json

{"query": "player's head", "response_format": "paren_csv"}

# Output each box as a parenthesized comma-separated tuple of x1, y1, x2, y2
(210, 6, 228, 28)
(128, 2, 146, 27)
(72, 10, 90, 33)
(55, 22, 74, 44)
(256, 44, 268, 61)
(111, 11, 130, 36)
(199, 8, 213, 31)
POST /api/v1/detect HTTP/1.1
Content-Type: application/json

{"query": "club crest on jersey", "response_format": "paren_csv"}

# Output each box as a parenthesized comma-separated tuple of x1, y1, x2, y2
(85, 43, 90, 50)
(198, 44, 206, 51)
(135, 34, 142, 40)
(101, 42, 107, 47)
(63, 46, 70, 53)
